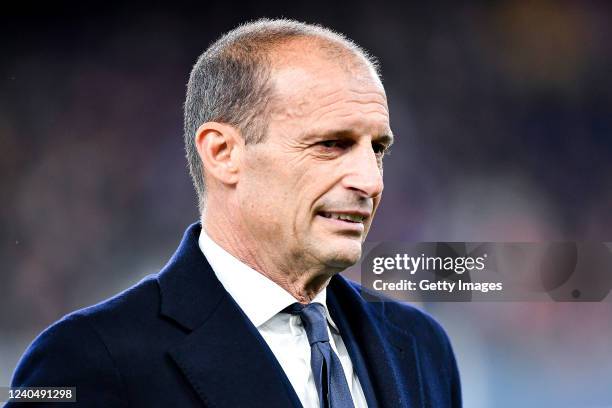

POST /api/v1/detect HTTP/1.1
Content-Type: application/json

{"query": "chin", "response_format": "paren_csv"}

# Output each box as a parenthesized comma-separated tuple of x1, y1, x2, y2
(322, 238, 363, 268)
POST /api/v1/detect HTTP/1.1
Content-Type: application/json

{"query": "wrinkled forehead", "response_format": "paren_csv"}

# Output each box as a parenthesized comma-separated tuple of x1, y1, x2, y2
(268, 37, 385, 103)
(266, 64, 391, 144)
(272, 73, 388, 126)
(269, 62, 387, 115)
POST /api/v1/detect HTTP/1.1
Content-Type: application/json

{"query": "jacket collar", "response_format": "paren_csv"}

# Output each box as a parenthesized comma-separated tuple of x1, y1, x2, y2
(157, 222, 302, 407)
(328, 276, 424, 408)
(157, 222, 224, 331)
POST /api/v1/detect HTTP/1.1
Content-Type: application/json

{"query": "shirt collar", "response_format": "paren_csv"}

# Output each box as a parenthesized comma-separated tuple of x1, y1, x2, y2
(198, 229, 338, 331)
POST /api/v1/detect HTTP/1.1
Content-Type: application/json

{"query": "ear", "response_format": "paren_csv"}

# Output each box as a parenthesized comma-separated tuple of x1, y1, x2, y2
(194, 122, 243, 186)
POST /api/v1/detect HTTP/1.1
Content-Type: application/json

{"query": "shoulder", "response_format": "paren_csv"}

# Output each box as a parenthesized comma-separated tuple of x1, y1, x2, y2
(10, 275, 160, 399)
(73, 274, 160, 324)
(9, 309, 130, 406)
(344, 279, 462, 405)
(346, 279, 454, 351)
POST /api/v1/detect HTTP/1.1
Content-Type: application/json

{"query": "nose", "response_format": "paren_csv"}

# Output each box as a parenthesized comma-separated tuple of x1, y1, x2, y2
(341, 143, 384, 198)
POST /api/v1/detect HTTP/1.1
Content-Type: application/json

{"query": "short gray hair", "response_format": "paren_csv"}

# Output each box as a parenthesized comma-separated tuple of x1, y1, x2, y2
(183, 18, 380, 211)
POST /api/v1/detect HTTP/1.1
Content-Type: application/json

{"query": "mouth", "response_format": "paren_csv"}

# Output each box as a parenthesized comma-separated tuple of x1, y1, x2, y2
(317, 211, 369, 224)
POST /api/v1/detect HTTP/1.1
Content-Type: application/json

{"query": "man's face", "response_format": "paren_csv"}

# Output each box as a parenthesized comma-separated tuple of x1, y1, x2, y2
(237, 55, 392, 272)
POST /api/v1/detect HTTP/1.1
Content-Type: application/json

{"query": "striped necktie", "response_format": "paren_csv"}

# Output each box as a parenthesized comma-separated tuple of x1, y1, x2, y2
(284, 302, 355, 408)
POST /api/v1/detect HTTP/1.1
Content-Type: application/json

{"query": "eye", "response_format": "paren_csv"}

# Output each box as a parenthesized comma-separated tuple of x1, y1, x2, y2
(320, 140, 340, 148)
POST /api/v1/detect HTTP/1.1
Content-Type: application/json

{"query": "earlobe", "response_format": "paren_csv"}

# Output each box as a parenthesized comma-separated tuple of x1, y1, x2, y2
(195, 122, 242, 185)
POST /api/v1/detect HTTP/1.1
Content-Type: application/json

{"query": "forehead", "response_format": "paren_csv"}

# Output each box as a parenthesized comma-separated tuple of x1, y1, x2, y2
(269, 58, 391, 138)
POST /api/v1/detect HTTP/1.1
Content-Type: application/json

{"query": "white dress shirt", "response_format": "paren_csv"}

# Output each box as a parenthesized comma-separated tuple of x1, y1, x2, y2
(198, 230, 368, 408)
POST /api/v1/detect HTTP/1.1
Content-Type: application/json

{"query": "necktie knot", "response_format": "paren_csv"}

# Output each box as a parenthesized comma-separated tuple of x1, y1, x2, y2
(283, 302, 330, 345)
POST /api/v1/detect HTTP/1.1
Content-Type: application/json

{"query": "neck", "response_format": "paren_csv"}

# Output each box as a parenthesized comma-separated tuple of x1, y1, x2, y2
(201, 208, 337, 303)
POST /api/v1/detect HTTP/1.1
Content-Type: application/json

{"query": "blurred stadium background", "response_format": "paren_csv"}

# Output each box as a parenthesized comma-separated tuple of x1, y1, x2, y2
(1, 2, 611, 407)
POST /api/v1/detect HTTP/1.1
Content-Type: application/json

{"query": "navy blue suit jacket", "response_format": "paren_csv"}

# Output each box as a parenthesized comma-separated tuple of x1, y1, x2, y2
(7, 223, 461, 407)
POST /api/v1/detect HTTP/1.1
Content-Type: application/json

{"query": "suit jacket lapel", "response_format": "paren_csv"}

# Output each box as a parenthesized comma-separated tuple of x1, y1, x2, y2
(328, 274, 424, 408)
(157, 223, 302, 408)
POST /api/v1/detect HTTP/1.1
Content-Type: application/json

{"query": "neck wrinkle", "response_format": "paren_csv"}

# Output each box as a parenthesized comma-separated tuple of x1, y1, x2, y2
(202, 206, 337, 303)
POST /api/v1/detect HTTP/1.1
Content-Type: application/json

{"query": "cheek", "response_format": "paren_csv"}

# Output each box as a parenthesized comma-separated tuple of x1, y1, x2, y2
(241, 156, 297, 221)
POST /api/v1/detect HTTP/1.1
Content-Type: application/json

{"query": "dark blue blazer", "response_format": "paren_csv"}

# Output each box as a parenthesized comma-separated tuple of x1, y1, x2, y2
(7, 223, 461, 407)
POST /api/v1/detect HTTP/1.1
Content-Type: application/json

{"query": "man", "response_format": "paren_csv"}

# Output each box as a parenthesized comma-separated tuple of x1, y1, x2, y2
(7, 19, 461, 407)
